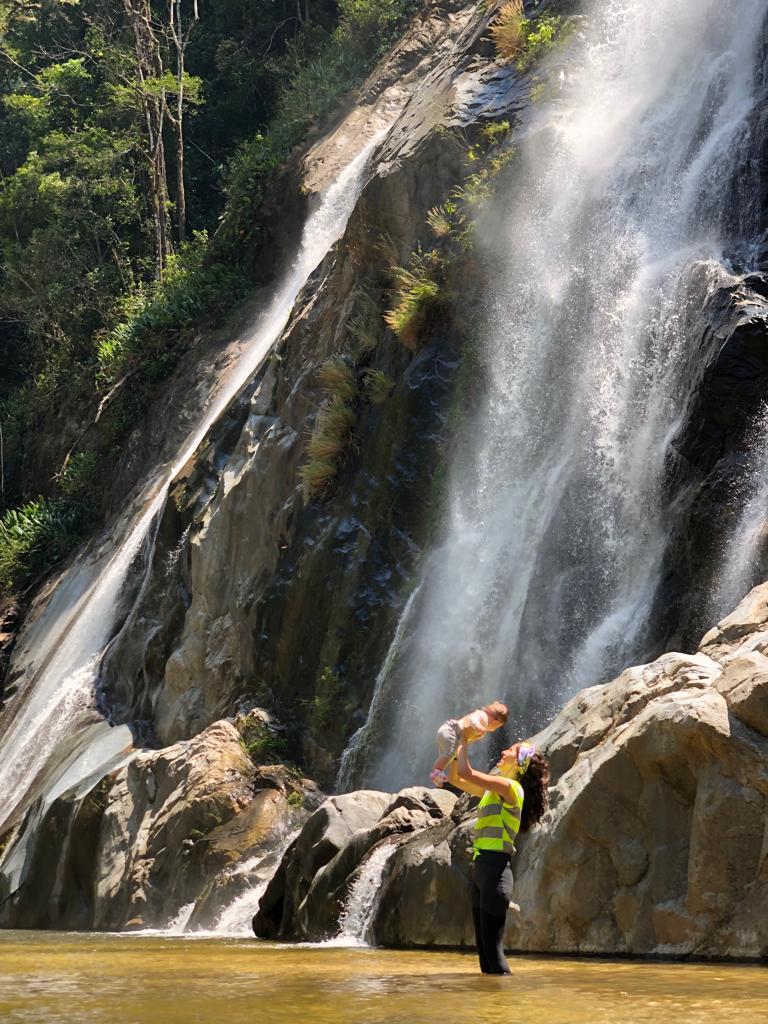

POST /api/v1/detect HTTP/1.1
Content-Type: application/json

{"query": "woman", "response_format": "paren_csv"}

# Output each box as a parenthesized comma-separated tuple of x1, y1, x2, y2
(453, 738, 550, 974)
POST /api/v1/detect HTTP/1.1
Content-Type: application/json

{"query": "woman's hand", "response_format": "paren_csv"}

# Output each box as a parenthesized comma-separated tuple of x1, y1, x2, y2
(457, 741, 514, 800)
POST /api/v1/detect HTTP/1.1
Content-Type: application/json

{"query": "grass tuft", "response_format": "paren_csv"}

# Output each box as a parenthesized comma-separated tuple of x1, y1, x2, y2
(301, 396, 357, 499)
(384, 250, 446, 350)
(349, 291, 382, 358)
(362, 368, 394, 404)
(426, 204, 453, 238)
(299, 455, 340, 499)
(489, 1, 525, 60)
(317, 355, 358, 404)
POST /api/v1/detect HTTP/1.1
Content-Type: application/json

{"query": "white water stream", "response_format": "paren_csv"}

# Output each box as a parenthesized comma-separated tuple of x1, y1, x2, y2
(362, 0, 768, 789)
(708, 403, 768, 620)
(331, 843, 397, 947)
(0, 135, 384, 880)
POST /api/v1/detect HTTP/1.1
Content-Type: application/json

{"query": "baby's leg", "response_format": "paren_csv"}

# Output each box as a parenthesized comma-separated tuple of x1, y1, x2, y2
(431, 721, 459, 785)
(445, 760, 461, 787)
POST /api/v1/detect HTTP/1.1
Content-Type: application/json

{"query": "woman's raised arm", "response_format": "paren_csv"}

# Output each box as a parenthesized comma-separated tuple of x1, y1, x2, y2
(456, 741, 514, 800)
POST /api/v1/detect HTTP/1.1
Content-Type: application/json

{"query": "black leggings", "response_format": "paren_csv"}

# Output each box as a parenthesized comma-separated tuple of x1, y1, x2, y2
(470, 852, 514, 974)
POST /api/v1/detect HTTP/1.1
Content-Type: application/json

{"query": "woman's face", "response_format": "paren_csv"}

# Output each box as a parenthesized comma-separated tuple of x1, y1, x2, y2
(497, 744, 521, 774)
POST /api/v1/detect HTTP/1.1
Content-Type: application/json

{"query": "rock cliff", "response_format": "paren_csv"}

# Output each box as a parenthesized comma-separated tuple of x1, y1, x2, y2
(4, 582, 768, 957)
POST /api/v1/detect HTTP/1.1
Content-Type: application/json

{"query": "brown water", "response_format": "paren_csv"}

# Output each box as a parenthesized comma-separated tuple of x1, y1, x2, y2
(1, 932, 766, 1023)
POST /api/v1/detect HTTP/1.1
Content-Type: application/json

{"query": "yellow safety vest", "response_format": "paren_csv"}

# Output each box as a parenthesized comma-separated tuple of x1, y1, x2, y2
(473, 779, 524, 858)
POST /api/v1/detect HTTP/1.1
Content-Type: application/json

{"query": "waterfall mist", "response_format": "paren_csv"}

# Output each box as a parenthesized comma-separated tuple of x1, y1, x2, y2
(363, 0, 768, 790)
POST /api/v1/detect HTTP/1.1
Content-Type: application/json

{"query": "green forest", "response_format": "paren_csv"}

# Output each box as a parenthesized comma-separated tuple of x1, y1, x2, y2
(0, 0, 420, 594)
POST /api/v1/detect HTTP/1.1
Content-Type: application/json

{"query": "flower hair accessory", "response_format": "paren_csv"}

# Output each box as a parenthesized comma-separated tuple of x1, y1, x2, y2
(517, 743, 536, 776)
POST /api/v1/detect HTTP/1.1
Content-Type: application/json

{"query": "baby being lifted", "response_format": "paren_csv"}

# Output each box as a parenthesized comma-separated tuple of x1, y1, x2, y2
(430, 701, 508, 788)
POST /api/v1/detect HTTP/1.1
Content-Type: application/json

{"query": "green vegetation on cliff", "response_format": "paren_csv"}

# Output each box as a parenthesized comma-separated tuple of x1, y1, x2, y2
(0, 0, 421, 595)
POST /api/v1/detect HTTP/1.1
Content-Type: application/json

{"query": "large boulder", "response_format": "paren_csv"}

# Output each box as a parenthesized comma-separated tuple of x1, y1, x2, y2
(254, 790, 392, 938)
(91, 720, 259, 928)
(372, 814, 475, 947)
(185, 767, 322, 930)
(253, 786, 459, 940)
(293, 786, 458, 940)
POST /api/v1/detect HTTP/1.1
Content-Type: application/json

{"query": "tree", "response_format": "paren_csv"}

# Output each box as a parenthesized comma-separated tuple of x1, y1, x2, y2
(164, 0, 200, 244)
(121, 0, 172, 275)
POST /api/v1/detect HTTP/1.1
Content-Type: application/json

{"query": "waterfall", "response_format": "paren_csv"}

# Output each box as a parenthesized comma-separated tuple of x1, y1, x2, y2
(333, 843, 397, 947)
(364, 0, 768, 790)
(336, 585, 421, 792)
(165, 902, 196, 935)
(707, 404, 768, 621)
(212, 874, 272, 938)
(0, 133, 386, 881)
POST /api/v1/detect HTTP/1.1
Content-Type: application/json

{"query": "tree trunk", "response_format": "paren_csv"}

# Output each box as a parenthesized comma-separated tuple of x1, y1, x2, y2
(123, 0, 173, 276)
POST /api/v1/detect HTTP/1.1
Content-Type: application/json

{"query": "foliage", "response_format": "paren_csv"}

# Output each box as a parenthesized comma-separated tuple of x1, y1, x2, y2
(489, 1, 525, 61)
(362, 368, 393, 404)
(516, 15, 575, 72)
(217, 0, 421, 258)
(0, 0, 422, 591)
(301, 665, 343, 730)
(489, 4, 574, 71)
(384, 248, 447, 349)
(57, 450, 99, 500)
(0, 497, 84, 594)
(426, 122, 513, 250)
(244, 731, 288, 764)
(96, 233, 244, 381)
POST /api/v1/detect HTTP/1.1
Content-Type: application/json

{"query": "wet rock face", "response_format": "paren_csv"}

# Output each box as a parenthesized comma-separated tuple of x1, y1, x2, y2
(253, 786, 457, 941)
(0, 600, 22, 707)
(659, 276, 768, 647)
(1, 721, 319, 931)
(95, 0, 525, 785)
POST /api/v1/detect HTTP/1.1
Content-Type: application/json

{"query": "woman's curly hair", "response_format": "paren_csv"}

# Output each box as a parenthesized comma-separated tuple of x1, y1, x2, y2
(519, 751, 550, 832)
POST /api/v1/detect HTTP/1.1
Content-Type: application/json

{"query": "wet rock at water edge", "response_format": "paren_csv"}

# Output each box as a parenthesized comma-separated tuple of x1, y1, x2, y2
(253, 786, 458, 941)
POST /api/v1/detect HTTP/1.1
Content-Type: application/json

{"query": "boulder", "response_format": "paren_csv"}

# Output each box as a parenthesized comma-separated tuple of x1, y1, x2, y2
(372, 816, 475, 947)
(91, 720, 258, 929)
(185, 787, 310, 930)
(253, 786, 460, 940)
(293, 788, 458, 940)
(253, 790, 392, 938)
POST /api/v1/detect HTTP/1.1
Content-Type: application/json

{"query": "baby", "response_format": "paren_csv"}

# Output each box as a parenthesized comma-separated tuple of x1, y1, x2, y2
(430, 701, 508, 787)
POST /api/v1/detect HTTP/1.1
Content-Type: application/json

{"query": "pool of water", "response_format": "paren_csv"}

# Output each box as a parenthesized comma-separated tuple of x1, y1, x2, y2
(1, 932, 766, 1023)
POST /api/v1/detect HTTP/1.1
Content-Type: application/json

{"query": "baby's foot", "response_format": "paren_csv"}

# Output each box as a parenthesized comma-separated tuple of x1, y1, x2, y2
(430, 769, 448, 788)
(508, 900, 521, 913)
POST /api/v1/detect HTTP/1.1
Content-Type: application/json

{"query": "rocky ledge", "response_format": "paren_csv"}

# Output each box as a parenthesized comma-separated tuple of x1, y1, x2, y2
(3, 581, 768, 959)
(255, 580, 768, 959)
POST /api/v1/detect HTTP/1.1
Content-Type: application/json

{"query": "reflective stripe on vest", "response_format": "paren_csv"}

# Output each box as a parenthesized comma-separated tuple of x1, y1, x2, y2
(473, 779, 524, 857)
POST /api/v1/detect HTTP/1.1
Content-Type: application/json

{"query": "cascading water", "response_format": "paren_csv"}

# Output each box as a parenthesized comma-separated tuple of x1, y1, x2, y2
(358, 0, 768, 790)
(707, 402, 768, 621)
(336, 585, 421, 792)
(332, 843, 397, 947)
(0, 133, 385, 882)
